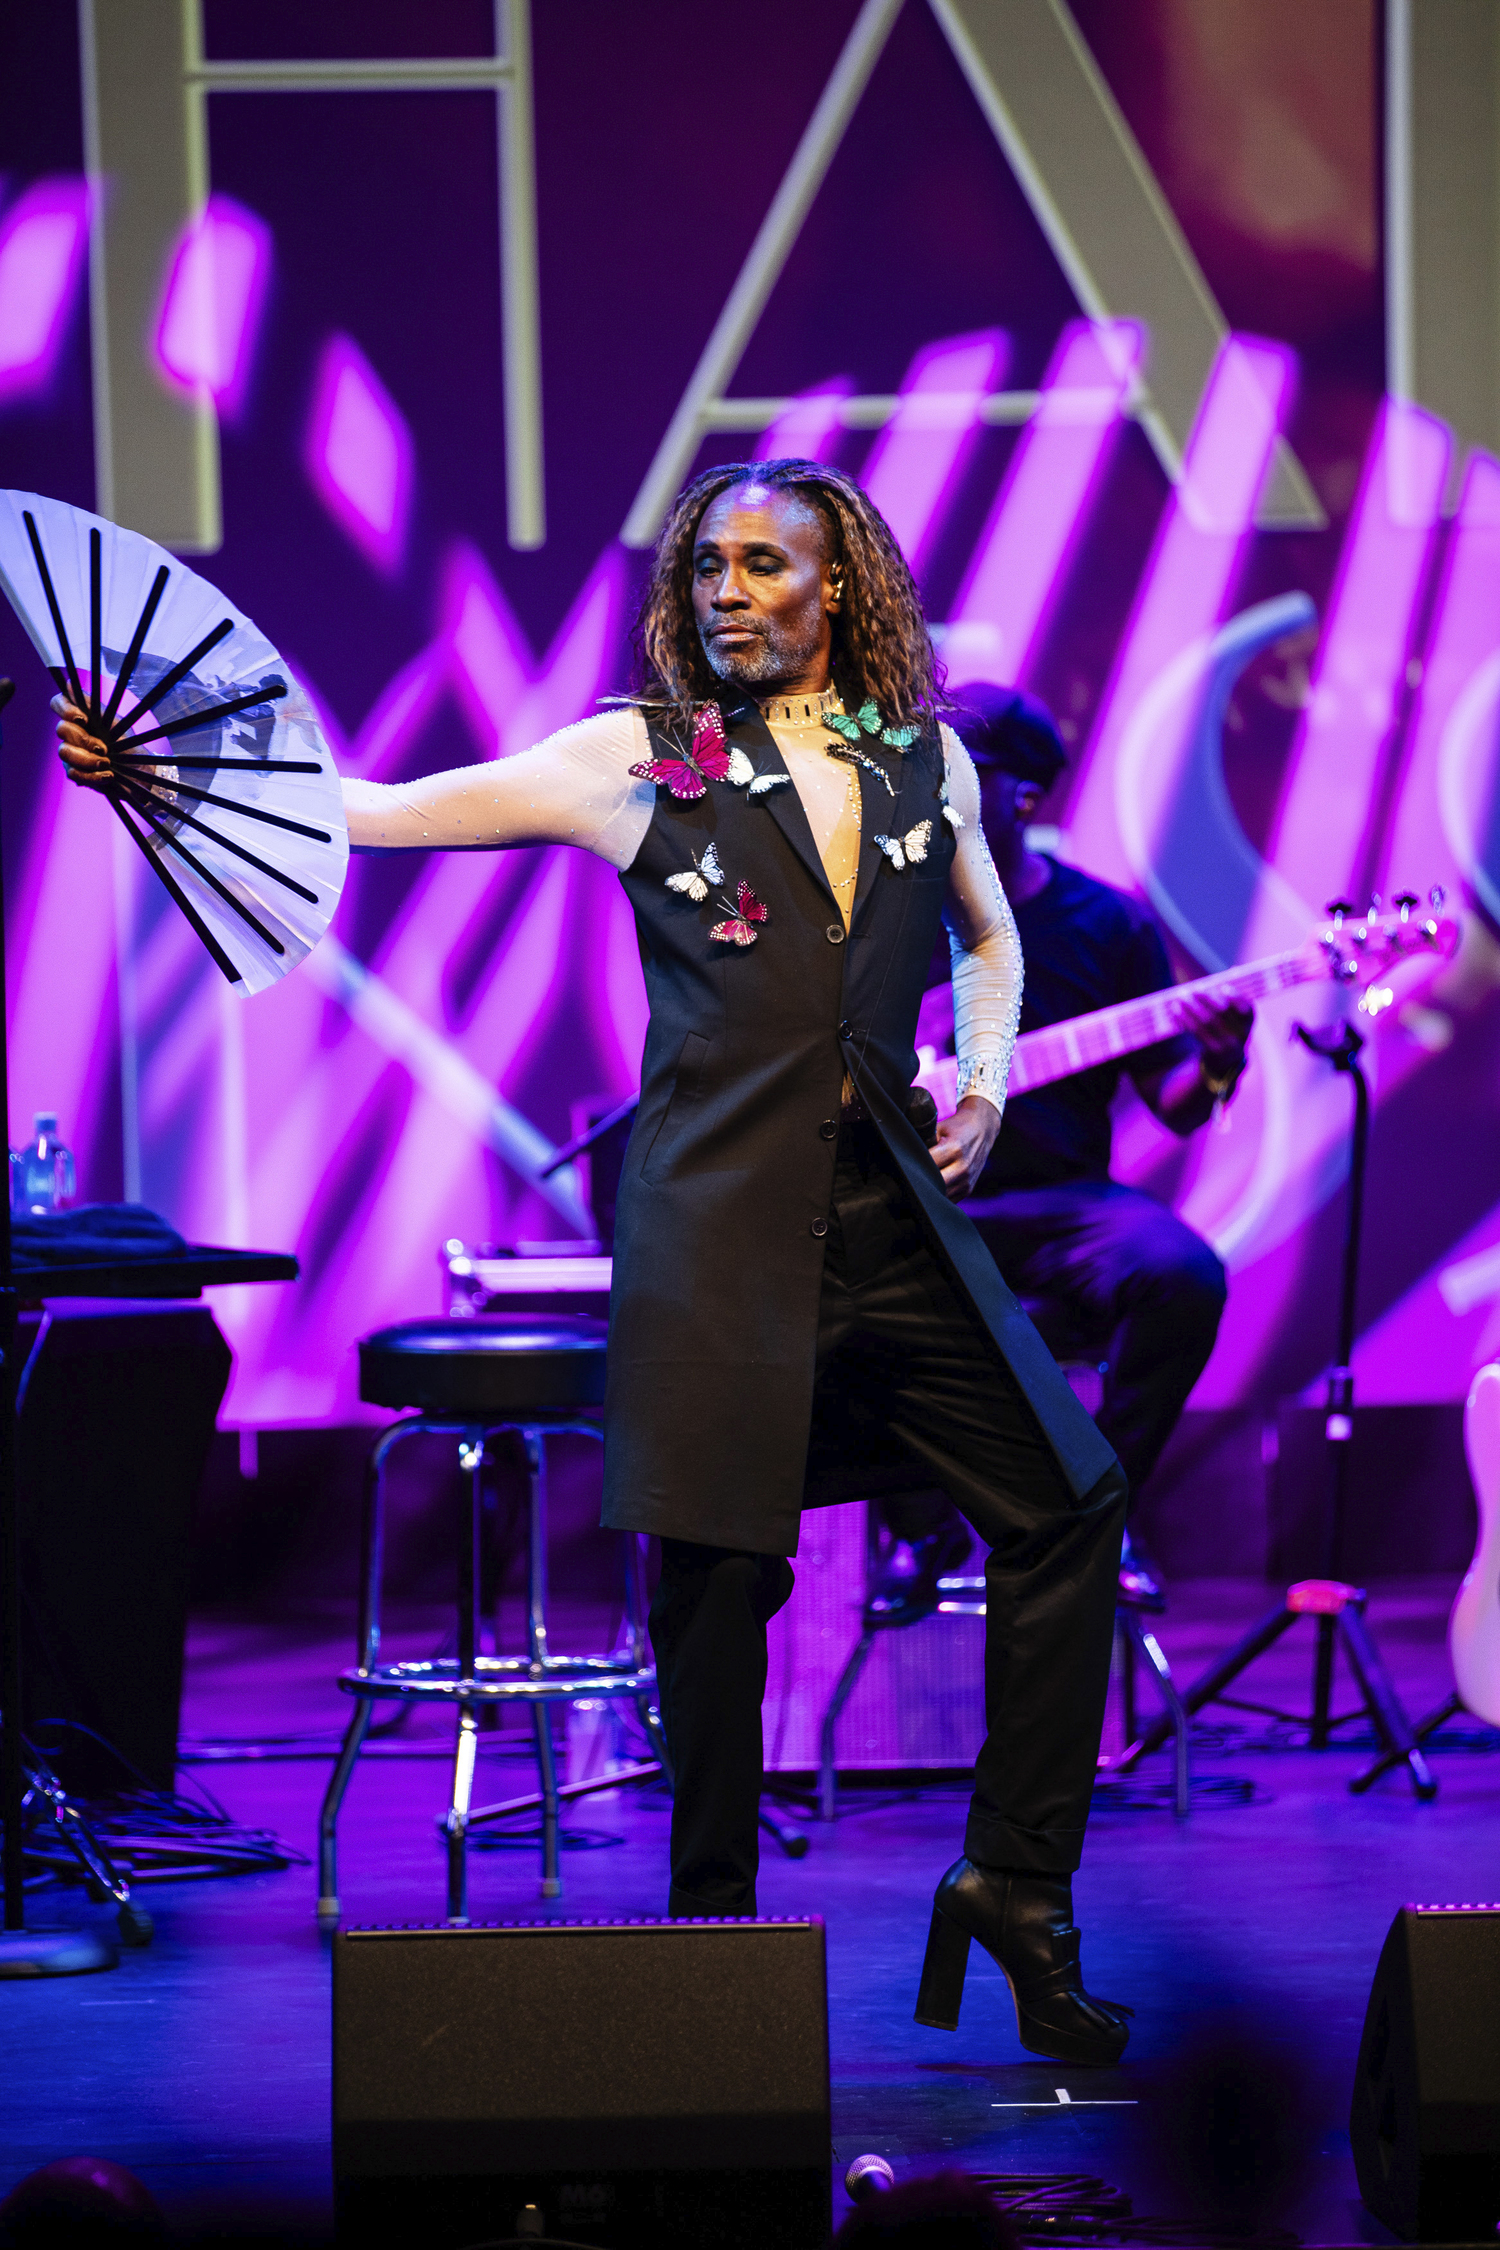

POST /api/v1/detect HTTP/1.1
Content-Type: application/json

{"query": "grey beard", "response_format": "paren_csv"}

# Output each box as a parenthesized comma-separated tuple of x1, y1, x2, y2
(700, 616, 826, 691)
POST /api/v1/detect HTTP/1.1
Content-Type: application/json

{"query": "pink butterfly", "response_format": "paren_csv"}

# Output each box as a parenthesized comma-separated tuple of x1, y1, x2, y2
(709, 880, 769, 947)
(628, 702, 731, 798)
(692, 702, 728, 763)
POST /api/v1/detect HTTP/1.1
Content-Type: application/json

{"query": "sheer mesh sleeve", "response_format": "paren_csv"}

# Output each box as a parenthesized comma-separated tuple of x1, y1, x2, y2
(341, 707, 656, 870)
(940, 725, 1022, 1115)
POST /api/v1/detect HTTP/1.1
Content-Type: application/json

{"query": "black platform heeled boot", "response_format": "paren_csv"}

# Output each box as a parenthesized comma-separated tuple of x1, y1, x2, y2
(915, 1859, 1132, 2066)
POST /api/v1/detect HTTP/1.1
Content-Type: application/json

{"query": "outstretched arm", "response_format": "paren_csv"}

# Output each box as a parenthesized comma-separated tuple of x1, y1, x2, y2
(55, 701, 658, 872)
(931, 728, 1022, 1200)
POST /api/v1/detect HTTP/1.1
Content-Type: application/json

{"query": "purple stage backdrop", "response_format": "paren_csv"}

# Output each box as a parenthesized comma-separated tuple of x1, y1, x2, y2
(1, 0, 1498, 1431)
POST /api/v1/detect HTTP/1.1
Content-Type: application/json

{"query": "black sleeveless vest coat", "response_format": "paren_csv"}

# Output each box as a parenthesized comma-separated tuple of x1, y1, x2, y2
(602, 694, 1115, 1555)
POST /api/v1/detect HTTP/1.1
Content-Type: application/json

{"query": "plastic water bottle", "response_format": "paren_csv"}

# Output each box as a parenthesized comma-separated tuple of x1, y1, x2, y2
(11, 1112, 77, 1215)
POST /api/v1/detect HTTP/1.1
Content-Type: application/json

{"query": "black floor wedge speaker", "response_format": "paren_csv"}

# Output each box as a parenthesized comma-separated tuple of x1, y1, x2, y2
(333, 1917, 831, 2248)
(1351, 1903, 1500, 2241)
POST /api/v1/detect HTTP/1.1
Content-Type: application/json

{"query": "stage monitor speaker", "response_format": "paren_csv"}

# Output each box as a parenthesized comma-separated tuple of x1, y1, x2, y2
(1350, 1903, 1500, 2242)
(333, 1916, 830, 2249)
(17, 1303, 231, 1794)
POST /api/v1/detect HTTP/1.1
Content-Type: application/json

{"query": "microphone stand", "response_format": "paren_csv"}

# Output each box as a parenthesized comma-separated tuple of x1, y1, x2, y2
(1114, 959, 1435, 1798)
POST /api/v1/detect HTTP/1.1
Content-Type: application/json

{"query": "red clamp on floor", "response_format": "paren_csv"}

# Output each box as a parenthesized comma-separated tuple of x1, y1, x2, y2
(1287, 1578, 1364, 1615)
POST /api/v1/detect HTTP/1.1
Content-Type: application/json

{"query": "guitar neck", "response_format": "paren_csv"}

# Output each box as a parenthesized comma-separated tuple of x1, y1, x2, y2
(1008, 949, 1310, 1097)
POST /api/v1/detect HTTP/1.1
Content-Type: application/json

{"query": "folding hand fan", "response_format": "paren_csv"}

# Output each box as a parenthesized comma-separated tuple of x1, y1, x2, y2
(0, 490, 347, 995)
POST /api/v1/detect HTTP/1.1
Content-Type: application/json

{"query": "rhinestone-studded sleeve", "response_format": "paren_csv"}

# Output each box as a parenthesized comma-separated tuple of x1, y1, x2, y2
(940, 726, 1022, 1116)
(340, 708, 655, 868)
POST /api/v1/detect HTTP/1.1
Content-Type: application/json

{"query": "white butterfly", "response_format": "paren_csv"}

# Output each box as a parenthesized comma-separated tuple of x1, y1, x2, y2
(873, 820, 932, 871)
(749, 772, 790, 797)
(665, 839, 724, 902)
(726, 747, 755, 787)
(938, 777, 963, 830)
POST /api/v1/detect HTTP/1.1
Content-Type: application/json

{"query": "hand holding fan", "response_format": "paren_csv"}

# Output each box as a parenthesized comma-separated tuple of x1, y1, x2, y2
(0, 490, 347, 994)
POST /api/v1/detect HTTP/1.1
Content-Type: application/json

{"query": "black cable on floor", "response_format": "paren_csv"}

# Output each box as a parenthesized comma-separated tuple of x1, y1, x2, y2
(969, 2170, 1300, 2248)
(15, 1718, 307, 1886)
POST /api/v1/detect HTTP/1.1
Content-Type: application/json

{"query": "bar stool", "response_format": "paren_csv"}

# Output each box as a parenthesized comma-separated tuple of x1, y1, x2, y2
(316, 1314, 663, 1928)
(816, 1299, 1190, 1817)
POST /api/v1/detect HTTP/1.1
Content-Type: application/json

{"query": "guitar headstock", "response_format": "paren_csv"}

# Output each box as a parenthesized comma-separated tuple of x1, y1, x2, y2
(1307, 889, 1459, 1009)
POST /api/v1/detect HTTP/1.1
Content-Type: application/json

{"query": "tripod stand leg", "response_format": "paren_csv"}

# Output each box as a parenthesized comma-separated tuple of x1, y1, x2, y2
(1310, 1614, 1336, 1747)
(1114, 1598, 1299, 1769)
(1337, 1607, 1436, 1799)
(1350, 1690, 1464, 1794)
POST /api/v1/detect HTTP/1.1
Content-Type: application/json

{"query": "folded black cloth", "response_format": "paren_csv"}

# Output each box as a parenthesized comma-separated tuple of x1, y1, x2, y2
(11, 1202, 189, 1270)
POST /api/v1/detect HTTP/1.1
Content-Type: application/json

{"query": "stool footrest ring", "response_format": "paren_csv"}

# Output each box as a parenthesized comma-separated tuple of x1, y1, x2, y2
(338, 1656, 657, 1705)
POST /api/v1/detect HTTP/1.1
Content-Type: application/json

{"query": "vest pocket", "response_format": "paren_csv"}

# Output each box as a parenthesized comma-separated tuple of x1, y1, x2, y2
(639, 1031, 711, 1182)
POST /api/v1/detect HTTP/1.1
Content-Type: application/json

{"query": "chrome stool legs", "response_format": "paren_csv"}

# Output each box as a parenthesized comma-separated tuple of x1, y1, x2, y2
(317, 1416, 659, 1928)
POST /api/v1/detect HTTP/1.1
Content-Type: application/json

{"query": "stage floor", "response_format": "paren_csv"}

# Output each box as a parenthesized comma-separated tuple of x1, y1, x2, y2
(4, 1575, 1497, 2244)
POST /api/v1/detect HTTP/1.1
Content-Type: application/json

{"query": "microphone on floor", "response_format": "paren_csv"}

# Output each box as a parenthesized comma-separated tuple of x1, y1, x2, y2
(845, 2154, 896, 2202)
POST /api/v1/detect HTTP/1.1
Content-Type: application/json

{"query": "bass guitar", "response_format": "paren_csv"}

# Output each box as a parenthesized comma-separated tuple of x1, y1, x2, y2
(916, 893, 1456, 1111)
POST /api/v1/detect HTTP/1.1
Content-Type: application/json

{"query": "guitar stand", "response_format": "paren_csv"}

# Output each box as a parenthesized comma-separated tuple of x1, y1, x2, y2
(1117, 1005, 1434, 1801)
(1350, 1687, 1500, 1792)
(1113, 1575, 1435, 1797)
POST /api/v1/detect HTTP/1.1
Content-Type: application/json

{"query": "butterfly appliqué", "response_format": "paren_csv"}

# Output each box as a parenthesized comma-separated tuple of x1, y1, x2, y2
(824, 698, 919, 751)
(708, 880, 769, 947)
(725, 745, 791, 796)
(826, 742, 897, 799)
(664, 840, 723, 903)
(629, 702, 731, 799)
(873, 820, 932, 871)
(939, 776, 964, 830)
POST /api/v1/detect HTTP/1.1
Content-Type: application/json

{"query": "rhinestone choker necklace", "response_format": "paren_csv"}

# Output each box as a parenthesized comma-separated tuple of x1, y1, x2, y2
(759, 685, 843, 726)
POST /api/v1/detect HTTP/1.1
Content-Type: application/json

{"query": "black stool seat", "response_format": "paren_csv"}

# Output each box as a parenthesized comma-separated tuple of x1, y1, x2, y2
(358, 1313, 607, 1416)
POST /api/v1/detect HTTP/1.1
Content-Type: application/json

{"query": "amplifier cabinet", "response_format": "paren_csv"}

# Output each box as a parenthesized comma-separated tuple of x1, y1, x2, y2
(1351, 1904, 1500, 2241)
(333, 1916, 830, 2248)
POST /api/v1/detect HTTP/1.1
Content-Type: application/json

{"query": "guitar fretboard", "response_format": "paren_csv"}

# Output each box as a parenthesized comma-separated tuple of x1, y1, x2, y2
(1008, 949, 1309, 1097)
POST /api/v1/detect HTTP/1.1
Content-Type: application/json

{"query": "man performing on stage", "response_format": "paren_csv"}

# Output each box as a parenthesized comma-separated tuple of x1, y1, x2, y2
(869, 686, 1254, 1621)
(57, 460, 1130, 2066)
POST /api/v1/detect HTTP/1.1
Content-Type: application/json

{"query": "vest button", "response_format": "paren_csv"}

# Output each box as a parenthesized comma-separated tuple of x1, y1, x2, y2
(825, 923, 845, 945)
(810, 1217, 829, 1238)
(838, 1018, 852, 1037)
(819, 1119, 837, 1140)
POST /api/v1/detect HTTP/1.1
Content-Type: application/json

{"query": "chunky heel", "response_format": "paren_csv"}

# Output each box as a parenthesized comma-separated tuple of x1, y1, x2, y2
(918, 1858, 1132, 2065)
(914, 1904, 971, 2029)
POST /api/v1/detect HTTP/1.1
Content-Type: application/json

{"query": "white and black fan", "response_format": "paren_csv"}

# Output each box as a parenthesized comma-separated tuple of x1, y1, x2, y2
(0, 490, 347, 994)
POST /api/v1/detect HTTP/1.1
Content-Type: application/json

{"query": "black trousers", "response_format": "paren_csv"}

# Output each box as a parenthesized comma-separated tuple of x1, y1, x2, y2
(879, 1177, 1228, 1548)
(649, 1123, 1127, 1919)
(965, 1178, 1228, 1496)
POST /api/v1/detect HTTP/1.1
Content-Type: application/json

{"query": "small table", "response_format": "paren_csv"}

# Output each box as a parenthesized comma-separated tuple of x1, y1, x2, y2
(1, 1244, 298, 1971)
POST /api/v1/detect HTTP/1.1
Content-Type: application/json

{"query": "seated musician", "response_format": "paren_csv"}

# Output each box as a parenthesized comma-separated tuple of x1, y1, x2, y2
(870, 685, 1253, 1617)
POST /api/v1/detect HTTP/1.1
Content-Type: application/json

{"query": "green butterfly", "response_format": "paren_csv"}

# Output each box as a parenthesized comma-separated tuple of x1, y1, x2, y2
(823, 699, 919, 751)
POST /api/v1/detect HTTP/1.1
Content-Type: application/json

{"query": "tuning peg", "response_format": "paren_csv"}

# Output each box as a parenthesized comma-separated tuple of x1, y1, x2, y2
(1393, 890, 1418, 920)
(1430, 883, 1446, 908)
(1326, 898, 1354, 925)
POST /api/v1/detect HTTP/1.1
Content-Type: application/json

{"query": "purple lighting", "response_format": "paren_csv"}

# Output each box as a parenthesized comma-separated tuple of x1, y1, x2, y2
(755, 380, 854, 463)
(861, 330, 1008, 576)
(1245, 398, 1448, 956)
(1382, 449, 1500, 916)
(0, 177, 89, 403)
(945, 319, 1142, 689)
(154, 195, 271, 418)
(1067, 335, 1295, 888)
(304, 334, 415, 575)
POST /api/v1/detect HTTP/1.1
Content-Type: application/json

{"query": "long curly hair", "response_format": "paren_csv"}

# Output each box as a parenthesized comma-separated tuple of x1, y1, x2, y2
(633, 458, 946, 737)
